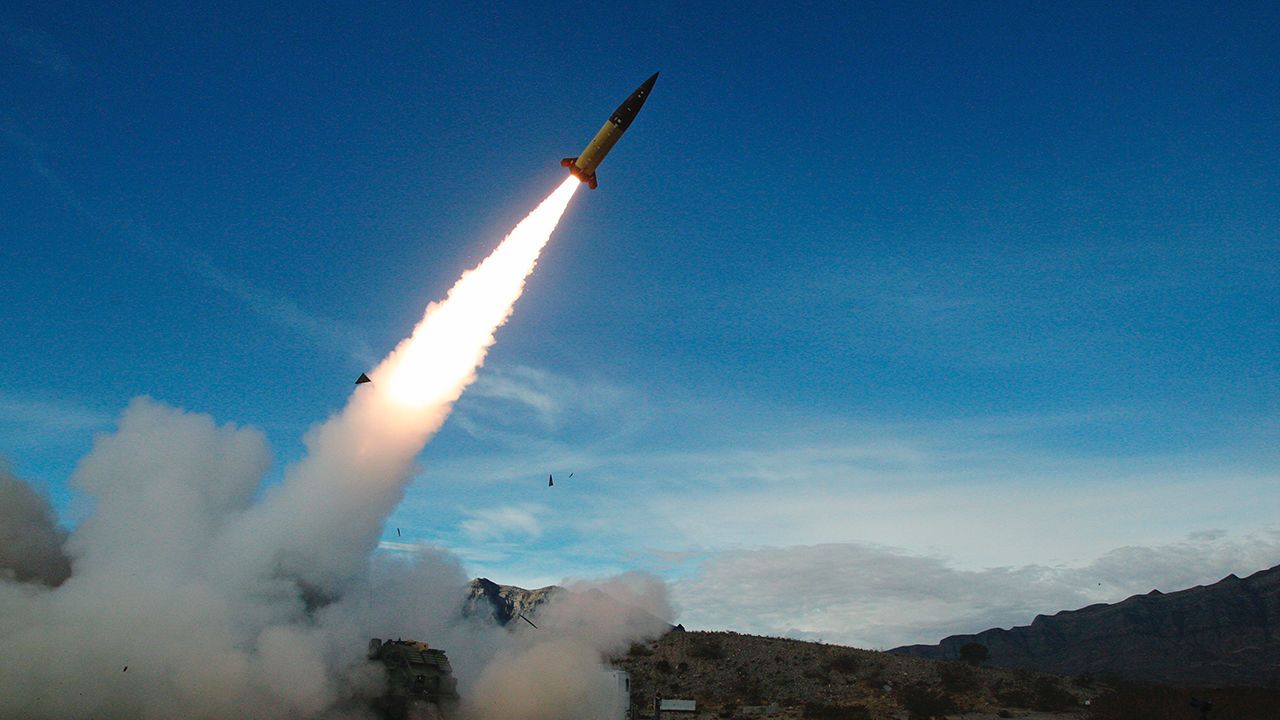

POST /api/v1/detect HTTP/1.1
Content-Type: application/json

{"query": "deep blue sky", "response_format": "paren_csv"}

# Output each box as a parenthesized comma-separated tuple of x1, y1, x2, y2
(3, 2, 1278, 644)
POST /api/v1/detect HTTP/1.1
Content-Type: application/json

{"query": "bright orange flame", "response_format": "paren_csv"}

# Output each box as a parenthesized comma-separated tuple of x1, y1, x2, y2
(375, 176, 579, 409)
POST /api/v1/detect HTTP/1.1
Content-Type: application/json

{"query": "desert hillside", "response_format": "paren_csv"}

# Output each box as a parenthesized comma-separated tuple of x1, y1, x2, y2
(614, 630, 1091, 720)
(611, 630, 1280, 720)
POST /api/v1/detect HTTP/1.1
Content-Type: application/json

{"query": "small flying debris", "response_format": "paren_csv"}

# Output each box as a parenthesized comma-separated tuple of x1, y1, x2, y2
(518, 613, 538, 629)
(397, 528, 401, 537)
(355, 373, 372, 385)
(548, 472, 573, 487)
(122, 666, 128, 672)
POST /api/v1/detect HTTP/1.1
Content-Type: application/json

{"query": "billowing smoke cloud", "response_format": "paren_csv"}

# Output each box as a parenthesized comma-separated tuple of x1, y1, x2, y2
(467, 572, 672, 720)
(0, 463, 71, 586)
(0, 400, 355, 719)
(0, 177, 671, 719)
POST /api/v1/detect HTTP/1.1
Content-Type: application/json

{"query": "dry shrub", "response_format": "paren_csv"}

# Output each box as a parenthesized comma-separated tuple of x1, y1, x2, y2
(897, 684, 957, 720)
(802, 702, 871, 720)
(1031, 676, 1077, 711)
(936, 662, 980, 693)
(824, 653, 861, 674)
(689, 639, 725, 660)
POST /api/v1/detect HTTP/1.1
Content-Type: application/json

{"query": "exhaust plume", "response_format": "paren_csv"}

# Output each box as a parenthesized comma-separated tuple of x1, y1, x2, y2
(0, 177, 617, 719)
(0, 463, 71, 587)
(220, 176, 580, 593)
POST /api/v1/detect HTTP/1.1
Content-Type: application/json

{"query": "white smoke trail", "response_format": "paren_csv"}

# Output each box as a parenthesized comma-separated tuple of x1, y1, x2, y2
(0, 177, 586, 719)
(220, 176, 580, 593)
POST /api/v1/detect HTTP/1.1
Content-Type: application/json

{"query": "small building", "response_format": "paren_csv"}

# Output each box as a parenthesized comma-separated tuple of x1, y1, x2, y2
(608, 670, 633, 720)
(660, 699, 696, 713)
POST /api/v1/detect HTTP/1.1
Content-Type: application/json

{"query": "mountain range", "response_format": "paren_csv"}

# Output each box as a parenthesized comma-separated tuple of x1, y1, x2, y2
(892, 564, 1280, 687)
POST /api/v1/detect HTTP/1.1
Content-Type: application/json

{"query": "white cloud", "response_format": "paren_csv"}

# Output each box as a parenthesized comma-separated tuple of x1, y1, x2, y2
(447, 364, 639, 445)
(0, 392, 112, 449)
(0, 393, 110, 433)
(398, 378, 1280, 605)
(0, 127, 372, 365)
(461, 504, 546, 542)
(672, 529, 1280, 649)
(375, 540, 423, 554)
(469, 366, 563, 422)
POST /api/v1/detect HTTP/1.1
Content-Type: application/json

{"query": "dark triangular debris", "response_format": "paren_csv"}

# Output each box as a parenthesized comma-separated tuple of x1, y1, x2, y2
(355, 373, 372, 385)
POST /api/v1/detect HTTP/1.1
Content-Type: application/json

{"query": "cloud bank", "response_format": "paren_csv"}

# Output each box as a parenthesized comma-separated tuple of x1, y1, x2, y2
(673, 533, 1280, 649)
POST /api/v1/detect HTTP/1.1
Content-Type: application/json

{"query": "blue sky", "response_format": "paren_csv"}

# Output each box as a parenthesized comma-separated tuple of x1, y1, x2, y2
(3, 2, 1278, 646)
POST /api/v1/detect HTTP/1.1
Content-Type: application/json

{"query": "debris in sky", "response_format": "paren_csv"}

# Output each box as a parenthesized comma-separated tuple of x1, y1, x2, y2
(396, 528, 401, 537)
(518, 613, 538, 629)
(122, 666, 127, 672)
(548, 474, 554, 487)
(355, 373, 372, 385)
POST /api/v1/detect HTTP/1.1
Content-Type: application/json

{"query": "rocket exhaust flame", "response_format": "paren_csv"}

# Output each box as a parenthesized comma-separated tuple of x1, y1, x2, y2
(219, 176, 580, 592)
(378, 176, 580, 409)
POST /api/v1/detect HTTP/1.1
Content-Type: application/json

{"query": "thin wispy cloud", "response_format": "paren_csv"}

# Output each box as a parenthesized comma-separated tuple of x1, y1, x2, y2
(1, 126, 374, 364)
(398, 377, 1280, 594)
(0, 392, 112, 449)
(376, 540, 424, 554)
(469, 366, 563, 421)
(454, 364, 635, 438)
(0, 393, 110, 431)
(460, 504, 546, 542)
(183, 249, 376, 365)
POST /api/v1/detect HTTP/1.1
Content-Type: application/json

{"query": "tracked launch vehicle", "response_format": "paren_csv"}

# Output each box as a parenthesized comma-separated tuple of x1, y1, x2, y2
(368, 638, 459, 720)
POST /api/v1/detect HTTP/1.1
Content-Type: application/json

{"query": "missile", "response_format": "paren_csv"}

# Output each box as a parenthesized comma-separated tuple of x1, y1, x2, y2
(561, 72, 659, 189)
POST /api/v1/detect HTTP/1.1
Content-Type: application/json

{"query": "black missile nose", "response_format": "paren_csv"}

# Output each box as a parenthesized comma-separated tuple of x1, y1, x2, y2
(642, 72, 659, 90)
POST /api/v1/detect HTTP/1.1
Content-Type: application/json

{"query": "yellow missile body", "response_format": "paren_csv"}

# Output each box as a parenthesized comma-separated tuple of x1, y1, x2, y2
(561, 72, 658, 189)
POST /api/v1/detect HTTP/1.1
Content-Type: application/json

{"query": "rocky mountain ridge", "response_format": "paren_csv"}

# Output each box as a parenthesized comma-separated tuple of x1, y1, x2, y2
(463, 577, 561, 625)
(892, 564, 1280, 687)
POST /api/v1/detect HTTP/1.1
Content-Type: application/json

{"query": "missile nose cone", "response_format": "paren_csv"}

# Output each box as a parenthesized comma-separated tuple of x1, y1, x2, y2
(643, 72, 659, 90)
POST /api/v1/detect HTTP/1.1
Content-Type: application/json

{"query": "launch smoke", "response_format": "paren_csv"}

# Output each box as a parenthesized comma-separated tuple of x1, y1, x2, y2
(0, 176, 674, 720)
(218, 175, 581, 594)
